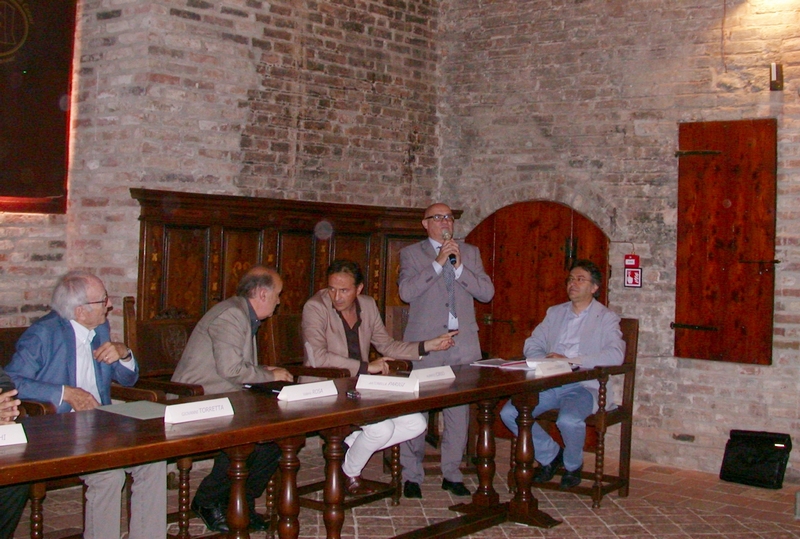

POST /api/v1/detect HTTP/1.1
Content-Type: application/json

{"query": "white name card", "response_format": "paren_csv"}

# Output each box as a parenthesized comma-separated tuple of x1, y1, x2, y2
(164, 397, 234, 424)
(277, 380, 338, 402)
(408, 366, 455, 383)
(356, 375, 419, 393)
(533, 360, 573, 377)
(0, 423, 27, 446)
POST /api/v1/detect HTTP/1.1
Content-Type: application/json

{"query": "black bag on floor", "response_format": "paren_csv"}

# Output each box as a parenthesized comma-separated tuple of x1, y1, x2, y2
(719, 430, 792, 489)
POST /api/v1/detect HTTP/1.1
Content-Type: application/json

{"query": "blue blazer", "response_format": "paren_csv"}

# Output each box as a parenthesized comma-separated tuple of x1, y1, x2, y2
(5, 311, 138, 413)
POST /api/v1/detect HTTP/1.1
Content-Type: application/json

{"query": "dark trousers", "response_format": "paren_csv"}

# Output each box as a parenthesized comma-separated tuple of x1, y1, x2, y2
(193, 442, 281, 511)
(0, 484, 28, 539)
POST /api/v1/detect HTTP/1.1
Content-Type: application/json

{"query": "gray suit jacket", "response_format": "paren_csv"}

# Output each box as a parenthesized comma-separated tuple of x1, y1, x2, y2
(171, 296, 276, 394)
(399, 239, 494, 361)
(524, 299, 625, 394)
(302, 291, 420, 376)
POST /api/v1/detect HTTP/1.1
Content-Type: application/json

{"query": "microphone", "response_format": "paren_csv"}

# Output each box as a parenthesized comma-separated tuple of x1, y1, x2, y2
(441, 230, 457, 265)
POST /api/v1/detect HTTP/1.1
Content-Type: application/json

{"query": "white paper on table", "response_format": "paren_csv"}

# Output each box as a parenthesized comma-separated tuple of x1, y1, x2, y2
(164, 397, 234, 424)
(277, 380, 338, 401)
(356, 375, 419, 393)
(0, 423, 27, 446)
(408, 366, 455, 383)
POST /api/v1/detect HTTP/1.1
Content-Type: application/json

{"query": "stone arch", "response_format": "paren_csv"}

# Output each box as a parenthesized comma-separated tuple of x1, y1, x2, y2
(454, 176, 627, 240)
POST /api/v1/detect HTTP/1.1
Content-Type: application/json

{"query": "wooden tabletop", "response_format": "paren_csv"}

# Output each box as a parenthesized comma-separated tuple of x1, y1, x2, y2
(0, 364, 600, 487)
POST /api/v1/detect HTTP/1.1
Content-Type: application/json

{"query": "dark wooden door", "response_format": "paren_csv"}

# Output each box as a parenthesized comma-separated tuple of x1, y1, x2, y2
(675, 119, 777, 364)
(466, 201, 609, 359)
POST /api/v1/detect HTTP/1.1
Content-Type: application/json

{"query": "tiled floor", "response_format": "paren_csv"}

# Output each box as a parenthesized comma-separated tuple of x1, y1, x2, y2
(14, 437, 800, 538)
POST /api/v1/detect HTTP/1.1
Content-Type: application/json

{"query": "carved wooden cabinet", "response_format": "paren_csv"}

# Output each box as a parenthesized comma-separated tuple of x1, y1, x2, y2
(130, 189, 450, 367)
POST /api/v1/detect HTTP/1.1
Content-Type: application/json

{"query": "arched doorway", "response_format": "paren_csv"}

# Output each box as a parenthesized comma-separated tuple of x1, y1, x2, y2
(466, 200, 610, 359)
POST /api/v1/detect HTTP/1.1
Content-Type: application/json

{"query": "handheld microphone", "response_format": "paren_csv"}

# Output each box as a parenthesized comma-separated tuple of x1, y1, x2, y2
(441, 230, 457, 265)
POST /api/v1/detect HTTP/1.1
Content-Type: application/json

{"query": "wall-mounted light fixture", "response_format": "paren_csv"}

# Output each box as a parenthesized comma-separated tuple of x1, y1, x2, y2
(770, 63, 784, 91)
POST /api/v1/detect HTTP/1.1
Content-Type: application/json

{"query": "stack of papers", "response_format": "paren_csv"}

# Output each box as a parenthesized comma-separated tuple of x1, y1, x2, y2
(471, 357, 576, 377)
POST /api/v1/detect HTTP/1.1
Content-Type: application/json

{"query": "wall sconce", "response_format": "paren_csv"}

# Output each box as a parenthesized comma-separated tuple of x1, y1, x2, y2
(770, 63, 784, 91)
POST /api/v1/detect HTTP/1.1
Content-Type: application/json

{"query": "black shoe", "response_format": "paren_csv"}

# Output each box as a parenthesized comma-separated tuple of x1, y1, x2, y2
(441, 479, 471, 497)
(533, 448, 564, 484)
(403, 480, 422, 499)
(191, 500, 229, 533)
(249, 510, 269, 532)
(560, 466, 583, 490)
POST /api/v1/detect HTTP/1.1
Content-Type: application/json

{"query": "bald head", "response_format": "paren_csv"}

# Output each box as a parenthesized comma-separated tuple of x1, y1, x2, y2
(237, 265, 283, 320)
(422, 203, 455, 242)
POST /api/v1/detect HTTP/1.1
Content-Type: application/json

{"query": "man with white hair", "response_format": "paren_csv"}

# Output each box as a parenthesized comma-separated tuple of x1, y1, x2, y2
(6, 271, 166, 539)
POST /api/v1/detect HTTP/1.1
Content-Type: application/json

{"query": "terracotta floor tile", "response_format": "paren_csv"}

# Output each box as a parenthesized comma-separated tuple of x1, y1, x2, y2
(12, 439, 800, 539)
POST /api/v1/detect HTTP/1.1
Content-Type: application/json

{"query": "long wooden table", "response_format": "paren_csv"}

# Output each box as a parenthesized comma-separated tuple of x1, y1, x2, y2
(0, 364, 613, 539)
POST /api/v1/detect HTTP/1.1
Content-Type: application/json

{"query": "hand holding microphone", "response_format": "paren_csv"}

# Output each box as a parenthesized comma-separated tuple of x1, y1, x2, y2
(441, 230, 457, 265)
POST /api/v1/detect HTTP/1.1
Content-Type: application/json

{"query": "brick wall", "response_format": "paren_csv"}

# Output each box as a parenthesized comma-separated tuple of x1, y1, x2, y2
(1, 0, 799, 477)
(437, 0, 800, 477)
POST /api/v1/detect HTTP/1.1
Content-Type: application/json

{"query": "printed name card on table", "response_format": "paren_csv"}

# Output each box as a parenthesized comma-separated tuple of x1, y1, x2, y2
(277, 380, 338, 402)
(0, 423, 27, 446)
(164, 397, 234, 424)
(356, 375, 419, 393)
(408, 366, 455, 383)
(529, 360, 573, 377)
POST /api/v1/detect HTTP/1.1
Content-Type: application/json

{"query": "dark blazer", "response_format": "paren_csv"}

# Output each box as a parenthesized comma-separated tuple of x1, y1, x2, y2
(5, 311, 139, 413)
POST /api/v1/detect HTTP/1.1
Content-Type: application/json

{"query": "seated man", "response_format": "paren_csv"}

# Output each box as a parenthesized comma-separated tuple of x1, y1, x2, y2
(500, 259, 625, 489)
(302, 259, 456, 495)
(0, 367, 27, 539)
(172, 265, 293, 533)
(5, 271, 166, 539)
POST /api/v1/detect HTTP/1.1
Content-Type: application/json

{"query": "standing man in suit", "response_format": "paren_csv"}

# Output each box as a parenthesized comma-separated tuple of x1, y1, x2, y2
(398, 203, 495, 499)
(172, 265, 293, 533)
(0, 367, 27, 539)
(500, 259, 624, 489)
(302, 259, 456, 495)
(5, 271, 166, 539)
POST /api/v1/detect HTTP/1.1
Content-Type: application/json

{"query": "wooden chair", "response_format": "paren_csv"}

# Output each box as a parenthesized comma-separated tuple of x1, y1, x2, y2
(122, 296, 204, 397)
(2, 325, 167, 539)
(507, 317, 639, 508)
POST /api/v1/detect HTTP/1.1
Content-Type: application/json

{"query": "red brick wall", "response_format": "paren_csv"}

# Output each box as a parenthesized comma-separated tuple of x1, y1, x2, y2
(1, 0, 800, 477)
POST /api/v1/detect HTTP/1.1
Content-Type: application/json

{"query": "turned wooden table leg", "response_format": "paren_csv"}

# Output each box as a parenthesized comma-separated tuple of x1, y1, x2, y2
(225, 444, 255, 539)
(508, 392, 560, 528)
(276, 436, 306, 539)
(29, 482, 46, 539)
(320, 426, 349, 539)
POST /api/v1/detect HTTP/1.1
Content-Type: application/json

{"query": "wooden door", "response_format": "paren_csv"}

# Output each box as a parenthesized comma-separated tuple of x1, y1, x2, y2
(466, 201, 609, 359)
(675, 119, 777, 364)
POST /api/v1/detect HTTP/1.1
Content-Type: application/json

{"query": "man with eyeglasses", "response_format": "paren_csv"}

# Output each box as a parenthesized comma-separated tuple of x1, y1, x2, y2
(397, 202, 495, 499)
(5, 271, 166, 539)
(499, 259, 624, 490)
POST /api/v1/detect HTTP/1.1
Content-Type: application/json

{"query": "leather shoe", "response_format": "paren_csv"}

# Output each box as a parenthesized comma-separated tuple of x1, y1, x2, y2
(441, 479, 471, 497)
(533, 448, 564, 484)
(248, 510, 269, 532)
(191, 500, 229, 533)
(560, 466, 583, 490)
(345, 475, 377, 496)
(403, 480, 422, 499)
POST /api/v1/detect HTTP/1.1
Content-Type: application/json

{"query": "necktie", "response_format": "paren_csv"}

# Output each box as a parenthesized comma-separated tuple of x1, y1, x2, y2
(443, 260, 457, 318)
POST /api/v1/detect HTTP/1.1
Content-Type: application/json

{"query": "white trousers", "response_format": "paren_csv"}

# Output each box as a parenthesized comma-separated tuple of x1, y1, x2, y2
(342, 413, 426, 478)
(81, 461, 166, 539)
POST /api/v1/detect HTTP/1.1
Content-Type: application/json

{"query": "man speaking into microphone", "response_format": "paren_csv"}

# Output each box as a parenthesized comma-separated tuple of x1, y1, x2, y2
(397, 202, 495, 499)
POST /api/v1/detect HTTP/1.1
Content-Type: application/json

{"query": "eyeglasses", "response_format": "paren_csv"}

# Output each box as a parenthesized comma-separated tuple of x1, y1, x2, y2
(424, 214, 455, 222)
(565, 276, 592, 285)
(84, 294, 108, 306)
